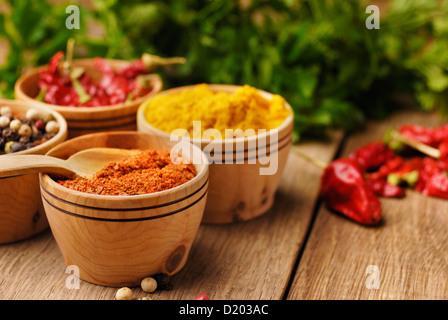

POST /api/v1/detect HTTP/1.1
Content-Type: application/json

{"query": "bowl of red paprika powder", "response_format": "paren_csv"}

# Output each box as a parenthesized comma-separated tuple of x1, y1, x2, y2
(14, 53, 164, 139)
(39, 131, 209, 287)
(0, 99, 67, 244)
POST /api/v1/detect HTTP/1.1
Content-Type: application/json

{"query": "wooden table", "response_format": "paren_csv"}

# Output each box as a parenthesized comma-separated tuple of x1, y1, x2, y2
(1, 110, 447, 300)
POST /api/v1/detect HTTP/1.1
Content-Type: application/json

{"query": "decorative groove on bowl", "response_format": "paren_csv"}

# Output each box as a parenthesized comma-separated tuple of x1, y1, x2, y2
(41, 187, 208, 222)
(67, 119, 137, 131)
(40, 178, 209, 212)
(207, 135, 293, 163)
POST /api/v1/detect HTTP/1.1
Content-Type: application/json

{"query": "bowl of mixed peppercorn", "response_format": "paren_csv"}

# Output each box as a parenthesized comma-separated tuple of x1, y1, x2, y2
(14, 51, 169, 138)
(0, 99, 67, 244)
(39, 131, 209, 287)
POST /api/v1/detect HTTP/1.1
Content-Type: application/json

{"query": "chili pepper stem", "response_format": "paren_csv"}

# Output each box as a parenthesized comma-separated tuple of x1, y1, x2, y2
(142, 53, 186, 70)
(388, 129, 441, 159)
(293, 148, 328, 170)
(60, 38, 75, 74)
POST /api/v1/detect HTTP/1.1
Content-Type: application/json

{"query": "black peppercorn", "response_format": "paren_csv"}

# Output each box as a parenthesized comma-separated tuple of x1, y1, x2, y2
(2, 128, 18, 142)
(10, 142, 26, 153)
(19, 136, 30, 144)
(0, 107, 60, 155)
(152, 273, 172, 290)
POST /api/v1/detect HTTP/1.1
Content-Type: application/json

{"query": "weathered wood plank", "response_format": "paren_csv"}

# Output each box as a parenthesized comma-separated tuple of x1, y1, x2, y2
(0, 132, 343, 300)
(288, 111, 448, 300)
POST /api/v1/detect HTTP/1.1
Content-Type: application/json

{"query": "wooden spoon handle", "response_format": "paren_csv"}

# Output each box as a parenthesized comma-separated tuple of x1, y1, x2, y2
(0, 155, 76, 179)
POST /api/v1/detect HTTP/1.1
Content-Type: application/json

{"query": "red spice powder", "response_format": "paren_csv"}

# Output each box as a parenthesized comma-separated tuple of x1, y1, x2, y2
(58, 149, 196, 196)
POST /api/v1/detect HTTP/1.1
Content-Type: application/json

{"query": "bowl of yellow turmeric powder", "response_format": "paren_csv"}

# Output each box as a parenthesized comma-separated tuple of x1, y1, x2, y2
(137, 84, 294, 224)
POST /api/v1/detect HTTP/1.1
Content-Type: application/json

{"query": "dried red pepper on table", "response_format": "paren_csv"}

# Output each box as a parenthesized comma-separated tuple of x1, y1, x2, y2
(412, 157, 448, 199)
(297, 122, 448, 225)
(365, 178, 405, 198)
(348, 141, 395, 172)
(398, 123, 448, 150)
(320, 158, 382, 225)
(383, 126, 448, 200)
(369, 156, 404, 180)
(398, 124, 439, 147)
(385, 157, 422, 187)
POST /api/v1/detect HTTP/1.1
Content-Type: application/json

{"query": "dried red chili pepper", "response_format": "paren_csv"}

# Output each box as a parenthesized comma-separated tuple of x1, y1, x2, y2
(414, 157, 442, 194)
(365, 178, 405, 198)
(369, 156, 404, 180)
(398, 124, 438, 147)
(385, 157, 422, 187)
(36, 51, 178, 107)
(320, 158, 382, 225)
(38, 51, 81, 106)
(348, 141, 395, 172)
(437, 139, 448, 160)
(428, 124, 448, 147)
(417, 170, 448, 199)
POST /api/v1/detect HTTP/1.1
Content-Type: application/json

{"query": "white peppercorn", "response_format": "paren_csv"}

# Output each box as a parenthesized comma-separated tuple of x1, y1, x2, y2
(9, 119, 21, 131)
(141, 277, 157, 293)
(0, 116, 10, 128)
(18, 124, 32, 137)
(25, 108, 40, 121)
(45, 121, 59, 134)
(116, 287, 133, 300)
(41, 112, 55, 123)
(31, 124, 39, 136)
(0, 106, 12, 116)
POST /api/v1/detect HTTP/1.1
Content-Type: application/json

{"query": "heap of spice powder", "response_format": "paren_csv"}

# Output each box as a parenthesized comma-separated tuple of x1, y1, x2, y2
(58, 150, 196, 196)
(143, 84, 291, 139)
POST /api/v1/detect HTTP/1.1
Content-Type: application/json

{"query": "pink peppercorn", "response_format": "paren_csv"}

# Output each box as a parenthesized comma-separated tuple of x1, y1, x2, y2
(35, 119, 45, 131)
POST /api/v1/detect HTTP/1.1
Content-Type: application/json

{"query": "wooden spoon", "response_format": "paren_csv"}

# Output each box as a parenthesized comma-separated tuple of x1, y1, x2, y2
(0, 148, 140, 179)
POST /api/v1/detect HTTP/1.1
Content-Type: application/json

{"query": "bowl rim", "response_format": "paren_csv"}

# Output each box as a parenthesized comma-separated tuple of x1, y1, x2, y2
(14, 58, 163, 113)
(0, 98, 68, 156)
(137, 83, 294, 145)
(40, 131, 209, 202)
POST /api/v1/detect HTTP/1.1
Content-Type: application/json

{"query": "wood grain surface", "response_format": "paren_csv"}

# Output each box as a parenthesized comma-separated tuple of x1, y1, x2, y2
(0, 130, 342, 299)
(288, 111, 448, 300)
(1, 110, 447, 300)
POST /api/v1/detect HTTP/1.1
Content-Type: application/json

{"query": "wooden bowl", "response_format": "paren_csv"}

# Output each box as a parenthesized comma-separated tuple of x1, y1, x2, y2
(0, 99, 67, 244)
(39, 131, 209, 287)
(14, 59, 163, 139)
(137, 84, 294, 224)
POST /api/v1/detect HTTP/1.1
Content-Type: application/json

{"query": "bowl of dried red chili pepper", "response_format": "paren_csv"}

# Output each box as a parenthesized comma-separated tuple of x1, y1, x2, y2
(14, 51, 169, 139)
(39, 131, 208, 287)
(0, 99, 67, 244)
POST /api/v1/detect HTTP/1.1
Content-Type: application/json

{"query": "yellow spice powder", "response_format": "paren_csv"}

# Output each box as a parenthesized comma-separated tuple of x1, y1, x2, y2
(143, 84, 290, 139)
